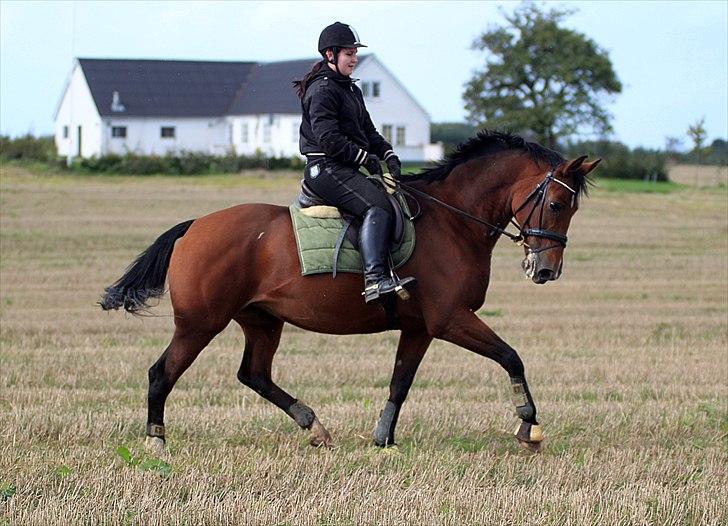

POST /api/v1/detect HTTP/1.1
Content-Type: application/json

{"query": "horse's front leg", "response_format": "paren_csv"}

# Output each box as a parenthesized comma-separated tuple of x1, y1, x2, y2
(435, 311, 544, 451)
(373, 329, 432, 447)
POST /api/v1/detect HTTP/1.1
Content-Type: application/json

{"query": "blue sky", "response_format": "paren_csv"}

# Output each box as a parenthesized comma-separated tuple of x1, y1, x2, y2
(1, 0, 726, 150)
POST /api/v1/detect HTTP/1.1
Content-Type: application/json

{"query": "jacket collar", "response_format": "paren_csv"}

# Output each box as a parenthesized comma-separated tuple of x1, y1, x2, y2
(312, 67, 359, 85)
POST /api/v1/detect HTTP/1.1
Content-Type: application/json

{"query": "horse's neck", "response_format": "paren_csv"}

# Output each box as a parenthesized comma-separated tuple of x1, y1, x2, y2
(425, 156, 530, 239)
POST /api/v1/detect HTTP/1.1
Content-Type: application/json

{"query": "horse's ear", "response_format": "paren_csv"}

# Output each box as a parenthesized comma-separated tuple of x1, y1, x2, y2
(580, 158, 602, 176)
(564, 155, 588, 173)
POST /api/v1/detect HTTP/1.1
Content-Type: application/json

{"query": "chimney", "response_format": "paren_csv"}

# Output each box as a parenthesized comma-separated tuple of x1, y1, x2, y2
(111, 91, 126, 112)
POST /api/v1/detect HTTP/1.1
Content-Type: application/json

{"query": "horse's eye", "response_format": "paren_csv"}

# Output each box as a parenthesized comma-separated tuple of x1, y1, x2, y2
(549, 202, 562, 212)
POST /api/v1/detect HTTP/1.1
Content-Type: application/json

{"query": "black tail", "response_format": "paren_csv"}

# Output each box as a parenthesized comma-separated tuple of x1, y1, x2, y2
(99, 219, 195, 315)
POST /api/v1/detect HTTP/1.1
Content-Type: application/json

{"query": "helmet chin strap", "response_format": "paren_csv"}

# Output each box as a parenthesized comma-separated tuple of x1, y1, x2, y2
(326, 47, 344, 76)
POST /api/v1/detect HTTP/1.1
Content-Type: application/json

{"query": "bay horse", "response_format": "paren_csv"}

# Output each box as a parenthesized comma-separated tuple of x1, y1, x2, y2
(100, 130, 600, 453)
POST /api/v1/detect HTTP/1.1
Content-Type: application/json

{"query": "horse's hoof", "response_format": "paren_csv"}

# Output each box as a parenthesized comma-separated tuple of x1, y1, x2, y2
(518, 438, 543, 453)
(373, 436, 397, 448)
(308, 418, 333, 448)
(514, 422, 544, 453)
(145, 436, 166, 456)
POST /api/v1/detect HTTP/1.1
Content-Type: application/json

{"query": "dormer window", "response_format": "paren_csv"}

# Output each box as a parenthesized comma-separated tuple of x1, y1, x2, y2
(111, 91, 126, 112)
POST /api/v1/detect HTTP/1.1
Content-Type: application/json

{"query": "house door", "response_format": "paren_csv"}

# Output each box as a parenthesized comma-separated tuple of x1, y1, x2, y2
(77, 126, 82, 157)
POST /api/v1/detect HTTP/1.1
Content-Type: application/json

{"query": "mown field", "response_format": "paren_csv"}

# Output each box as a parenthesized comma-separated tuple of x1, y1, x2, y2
(1, 163, 726, 525)
(667, 163, 727, 188)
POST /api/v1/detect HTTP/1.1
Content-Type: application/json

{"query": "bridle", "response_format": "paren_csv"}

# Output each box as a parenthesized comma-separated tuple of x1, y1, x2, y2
(396, 169, 577, 253)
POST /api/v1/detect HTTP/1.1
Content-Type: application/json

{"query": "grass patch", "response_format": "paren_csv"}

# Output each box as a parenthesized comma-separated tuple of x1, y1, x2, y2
(594, 177, 683, 193)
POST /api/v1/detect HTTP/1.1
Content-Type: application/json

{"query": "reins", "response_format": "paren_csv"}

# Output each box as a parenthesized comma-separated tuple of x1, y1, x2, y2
(390, 170, 577, 251)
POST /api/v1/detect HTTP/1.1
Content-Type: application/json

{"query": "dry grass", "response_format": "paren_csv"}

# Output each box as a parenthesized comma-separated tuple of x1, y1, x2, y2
(1, 163, 726, 525)
(668, 163, 727, 187)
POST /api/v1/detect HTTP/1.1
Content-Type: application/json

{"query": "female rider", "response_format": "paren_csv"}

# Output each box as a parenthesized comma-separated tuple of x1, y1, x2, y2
(294, 22, 416, 304)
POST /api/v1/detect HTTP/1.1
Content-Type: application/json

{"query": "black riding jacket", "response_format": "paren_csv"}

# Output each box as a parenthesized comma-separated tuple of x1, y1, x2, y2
(299, 68, 393, 166)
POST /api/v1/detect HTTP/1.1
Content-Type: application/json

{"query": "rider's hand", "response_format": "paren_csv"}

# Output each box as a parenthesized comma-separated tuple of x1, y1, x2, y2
(385, 154, 402, 180)
(362, 154, 382, 176)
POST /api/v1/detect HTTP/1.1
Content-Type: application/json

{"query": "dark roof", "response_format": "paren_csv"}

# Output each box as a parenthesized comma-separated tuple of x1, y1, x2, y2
(79, 58, 256, 117)
(227, 58, 318, 115)
(77, 56, 372, 118)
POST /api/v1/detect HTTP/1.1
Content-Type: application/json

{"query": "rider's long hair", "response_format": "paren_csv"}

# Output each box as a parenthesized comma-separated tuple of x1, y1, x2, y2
(292, 58, 327, 99)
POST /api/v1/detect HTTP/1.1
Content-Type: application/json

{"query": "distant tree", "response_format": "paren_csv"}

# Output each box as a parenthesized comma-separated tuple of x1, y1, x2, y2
(687, 117, 708, 163)
(664, 136, 683, 162)
(464, 2, 622, 148)
(708, 138, 727, 165)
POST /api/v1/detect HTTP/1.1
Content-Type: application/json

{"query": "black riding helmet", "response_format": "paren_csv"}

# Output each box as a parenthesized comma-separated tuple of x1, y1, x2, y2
(318, 22, 367, 76)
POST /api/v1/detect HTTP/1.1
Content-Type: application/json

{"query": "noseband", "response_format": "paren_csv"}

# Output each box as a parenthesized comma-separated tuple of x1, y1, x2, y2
(397, 169, 577, 251)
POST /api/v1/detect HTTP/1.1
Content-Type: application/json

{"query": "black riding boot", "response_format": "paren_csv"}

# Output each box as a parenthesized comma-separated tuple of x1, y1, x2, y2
(359, 207, 416, 304)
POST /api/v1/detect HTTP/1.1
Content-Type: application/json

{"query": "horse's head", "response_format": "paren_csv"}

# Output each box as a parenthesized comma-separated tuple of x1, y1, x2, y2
(513, 155, 601, 284)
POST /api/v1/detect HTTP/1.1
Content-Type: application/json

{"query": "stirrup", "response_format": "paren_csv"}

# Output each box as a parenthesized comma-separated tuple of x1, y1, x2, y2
(362, 276, 416, 304)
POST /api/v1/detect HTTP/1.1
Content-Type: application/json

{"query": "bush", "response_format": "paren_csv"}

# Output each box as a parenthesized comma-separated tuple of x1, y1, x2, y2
(431, 122, 477, 153)
(564, 140, 668, 181)
(71, 151, 304, 175)
(0, 134, 56, 162)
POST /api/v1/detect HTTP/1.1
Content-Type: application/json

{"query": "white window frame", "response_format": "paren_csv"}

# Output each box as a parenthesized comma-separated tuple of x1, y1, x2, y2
(395, 126, 405, 146)
(111, 126, 127, 138)
(382, 124, 393, 144)
(372, 81, 381, 98)
(160, 126, 176, 139)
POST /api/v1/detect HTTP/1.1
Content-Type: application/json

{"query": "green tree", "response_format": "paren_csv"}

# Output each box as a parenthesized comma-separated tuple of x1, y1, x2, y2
(464, 2, 622, 148)
(430, 122, 477, 153)
(686, 117, 708, 163)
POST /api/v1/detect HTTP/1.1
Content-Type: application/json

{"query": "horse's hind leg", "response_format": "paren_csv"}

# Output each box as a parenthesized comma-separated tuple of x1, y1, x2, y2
(234, 308, 332, 447)
(146, 326, 220, 454)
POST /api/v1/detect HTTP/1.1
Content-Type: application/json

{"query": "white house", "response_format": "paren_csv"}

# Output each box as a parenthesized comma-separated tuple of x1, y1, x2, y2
(54, 56, 443, 163)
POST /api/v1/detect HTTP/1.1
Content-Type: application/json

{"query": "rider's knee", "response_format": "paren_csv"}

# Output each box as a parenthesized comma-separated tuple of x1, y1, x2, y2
(365, 202, 393, 221)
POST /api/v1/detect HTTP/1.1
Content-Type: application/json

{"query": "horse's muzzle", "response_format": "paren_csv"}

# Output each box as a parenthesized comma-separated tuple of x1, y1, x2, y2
(533, 268, 556, 284)
(522, 251, 562, 284)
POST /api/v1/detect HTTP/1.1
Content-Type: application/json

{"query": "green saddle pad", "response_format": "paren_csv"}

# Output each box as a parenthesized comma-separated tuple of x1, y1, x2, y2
(289, 202, 416, 276)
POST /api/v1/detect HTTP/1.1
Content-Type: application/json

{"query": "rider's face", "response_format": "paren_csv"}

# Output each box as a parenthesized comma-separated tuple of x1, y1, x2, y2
(327, 47, 358, 76)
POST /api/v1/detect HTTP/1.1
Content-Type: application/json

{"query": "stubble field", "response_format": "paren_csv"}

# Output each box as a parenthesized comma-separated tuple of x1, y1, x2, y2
(1, 164, 726, 525)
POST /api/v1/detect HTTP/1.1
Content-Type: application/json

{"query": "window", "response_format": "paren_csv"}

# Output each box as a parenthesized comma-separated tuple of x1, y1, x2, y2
(263, 123, 271, 143)
(292, 121, 299, 143)
(241, 123, 249, 143)
(63, 126, 69, 139)
(372, 82, 381, 98)
(396, 126, 405, 146)
(382, 125, 393, 143)
(361, 82, 370, 97)
(111, 126, 127, 138)
(161, 126, 175, 138)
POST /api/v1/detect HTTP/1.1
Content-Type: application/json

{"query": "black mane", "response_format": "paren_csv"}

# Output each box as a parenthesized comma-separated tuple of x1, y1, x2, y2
(412, 129, 569, 183)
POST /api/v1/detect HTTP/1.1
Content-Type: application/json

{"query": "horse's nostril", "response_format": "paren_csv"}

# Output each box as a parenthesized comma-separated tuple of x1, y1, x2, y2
(537, 268, 555, 281)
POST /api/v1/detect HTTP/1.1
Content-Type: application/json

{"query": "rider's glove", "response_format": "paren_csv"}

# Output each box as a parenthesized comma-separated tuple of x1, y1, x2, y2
(361, 153, 382, 176)
(384, 151, 402, 180)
